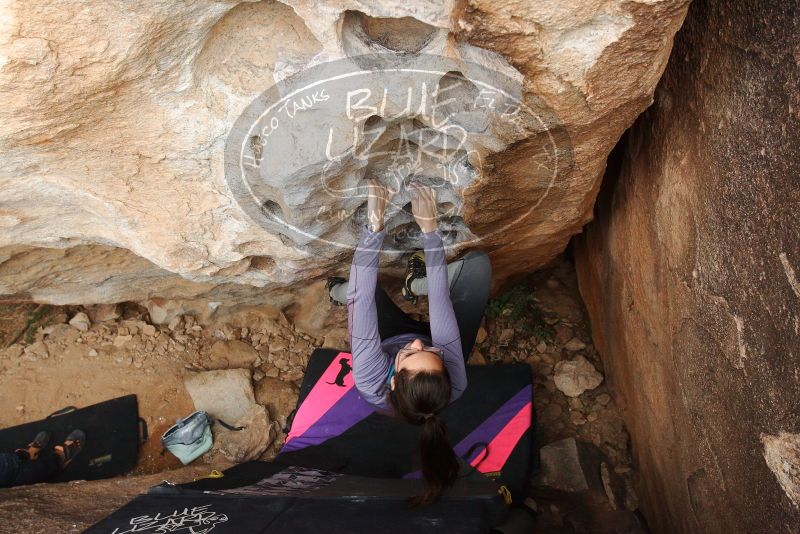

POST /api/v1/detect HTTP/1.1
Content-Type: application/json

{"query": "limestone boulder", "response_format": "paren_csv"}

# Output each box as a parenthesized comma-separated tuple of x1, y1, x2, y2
(535, 438, 593, 493)
(183, 368, 274, 462)
(553, 355, 603, 397)
(206, 339, 260, 370)
(761, 432, 800, 511)
(254, 377, 300, 428)
(183, 368, 256, 423)
(68, 312, 91, 332)
(0, 0, 688, 304)
(87, 304, 120, 323)
(573, 0, 800, 530)
(213, 404, 274, 463)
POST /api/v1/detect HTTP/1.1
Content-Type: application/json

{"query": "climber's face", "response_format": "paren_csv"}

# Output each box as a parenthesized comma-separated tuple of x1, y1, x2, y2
(394, 338, 444, 375)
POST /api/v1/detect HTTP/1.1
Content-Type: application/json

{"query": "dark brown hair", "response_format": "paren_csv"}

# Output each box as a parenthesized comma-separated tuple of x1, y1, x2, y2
(389, 368, 459, 506)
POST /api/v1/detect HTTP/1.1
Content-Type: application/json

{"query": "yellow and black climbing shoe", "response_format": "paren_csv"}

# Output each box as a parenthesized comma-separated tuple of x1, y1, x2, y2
(401, 250, 426, 304)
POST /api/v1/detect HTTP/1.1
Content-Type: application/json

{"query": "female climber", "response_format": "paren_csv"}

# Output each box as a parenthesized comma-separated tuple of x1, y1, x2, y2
(326, 179, 492, 505)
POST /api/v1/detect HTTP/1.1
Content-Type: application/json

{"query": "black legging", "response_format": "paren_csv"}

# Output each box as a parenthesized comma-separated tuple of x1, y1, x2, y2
(0, 450, 60, 488)
(374, 250, 492, 360)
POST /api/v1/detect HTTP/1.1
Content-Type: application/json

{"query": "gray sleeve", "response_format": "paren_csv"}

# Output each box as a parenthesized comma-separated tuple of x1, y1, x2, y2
(347, 224, 391, 410)
(422, 229, 467, 402)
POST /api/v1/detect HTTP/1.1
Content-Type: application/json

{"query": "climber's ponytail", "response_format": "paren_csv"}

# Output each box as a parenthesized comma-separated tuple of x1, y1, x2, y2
(389, 368, 459, 506)
(415, 413, 459, 505)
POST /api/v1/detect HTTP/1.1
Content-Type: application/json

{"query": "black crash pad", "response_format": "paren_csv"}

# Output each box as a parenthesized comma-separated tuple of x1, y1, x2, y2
(0, 394, 143, 482)
(85, 461, 508, 534)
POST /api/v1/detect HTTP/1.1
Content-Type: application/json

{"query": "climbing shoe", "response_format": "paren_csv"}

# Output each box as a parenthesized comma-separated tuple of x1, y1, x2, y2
(15, 430, 51, 459)
(401, 250, 426, 304)
(28, 430, 51, 451)
(56, 429, 86, 469)
(326, 276, 347, 306)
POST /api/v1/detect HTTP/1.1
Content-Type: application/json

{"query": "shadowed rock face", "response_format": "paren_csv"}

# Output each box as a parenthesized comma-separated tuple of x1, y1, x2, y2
(0, 0, 688, 305)
(574, 0, 800, 531)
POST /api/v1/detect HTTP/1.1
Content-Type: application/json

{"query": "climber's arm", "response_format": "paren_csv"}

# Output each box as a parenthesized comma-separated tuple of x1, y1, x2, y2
(423, 228, 466, 402)
(411, 185, 466, 402)
(347, 223, 391, 407)
(348, 181, 393, 408)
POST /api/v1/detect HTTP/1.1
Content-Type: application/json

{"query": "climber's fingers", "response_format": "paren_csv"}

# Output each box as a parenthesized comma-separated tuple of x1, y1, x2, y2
(409, 184, 438, 233)
(365, 179, 392, 231)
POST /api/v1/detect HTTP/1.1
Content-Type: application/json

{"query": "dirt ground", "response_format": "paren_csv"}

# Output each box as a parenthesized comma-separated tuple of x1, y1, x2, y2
(0, 255, 638, 532)
(0, 298, 340, 474)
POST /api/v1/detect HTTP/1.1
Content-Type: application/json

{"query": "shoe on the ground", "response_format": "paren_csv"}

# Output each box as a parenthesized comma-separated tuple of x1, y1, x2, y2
(17, 430, 51, 458)
(401, 250, 426, 304)
(326, 276, 347, 306)
(28, 430, 51, 451)
(57, 429, 86, 469)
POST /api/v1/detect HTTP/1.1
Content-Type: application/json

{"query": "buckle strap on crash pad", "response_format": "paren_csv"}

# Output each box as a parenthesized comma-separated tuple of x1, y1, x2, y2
(498, 485, 512, 505)
(138, 417, 149, 444)
(48, 406, 78, 418)
(193, 470, 225, 481)
(463, 441, 489, 467)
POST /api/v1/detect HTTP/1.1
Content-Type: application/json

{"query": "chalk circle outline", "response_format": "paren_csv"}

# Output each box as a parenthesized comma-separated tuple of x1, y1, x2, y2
(224, 54, 572, 256)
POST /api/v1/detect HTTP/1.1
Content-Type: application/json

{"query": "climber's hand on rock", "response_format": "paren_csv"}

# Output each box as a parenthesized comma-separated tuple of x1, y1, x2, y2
(410, 184, 438, 234)
(366, 179, 393, 232)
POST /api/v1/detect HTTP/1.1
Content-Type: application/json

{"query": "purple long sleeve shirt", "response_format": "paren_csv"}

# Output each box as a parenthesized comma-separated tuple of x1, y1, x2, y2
(347, 224, 466, 413)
